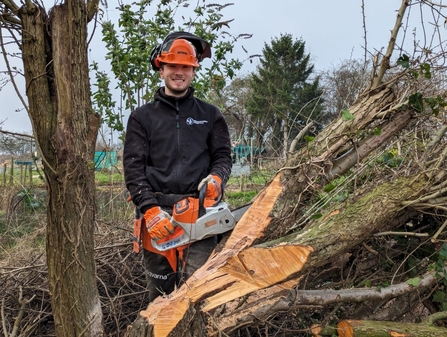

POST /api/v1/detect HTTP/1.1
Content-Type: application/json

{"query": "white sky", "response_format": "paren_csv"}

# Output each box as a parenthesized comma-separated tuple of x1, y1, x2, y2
(0, 0, 442, 133)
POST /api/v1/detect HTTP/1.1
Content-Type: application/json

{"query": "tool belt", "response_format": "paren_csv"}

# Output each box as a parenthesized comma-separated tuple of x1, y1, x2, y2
(154, 192, 198, 209)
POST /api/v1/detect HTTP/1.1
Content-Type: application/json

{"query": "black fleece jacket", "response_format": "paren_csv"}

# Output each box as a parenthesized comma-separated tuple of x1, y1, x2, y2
(123, 87, 232, 214)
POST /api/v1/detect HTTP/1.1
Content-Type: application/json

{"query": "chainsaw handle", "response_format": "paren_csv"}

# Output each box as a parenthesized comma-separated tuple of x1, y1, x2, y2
(198, 182, 206, 217)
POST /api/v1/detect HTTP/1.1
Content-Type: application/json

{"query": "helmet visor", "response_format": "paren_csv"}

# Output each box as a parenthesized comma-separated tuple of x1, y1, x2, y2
(157, 39, 199, 67)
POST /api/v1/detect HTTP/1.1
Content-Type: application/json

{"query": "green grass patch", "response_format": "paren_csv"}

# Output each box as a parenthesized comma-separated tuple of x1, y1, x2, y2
(95, 171, 125, 185)
(225, 190, 257, 209)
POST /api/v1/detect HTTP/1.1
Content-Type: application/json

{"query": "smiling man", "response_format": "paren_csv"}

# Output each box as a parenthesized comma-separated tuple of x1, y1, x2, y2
(123, 32, 232, 302)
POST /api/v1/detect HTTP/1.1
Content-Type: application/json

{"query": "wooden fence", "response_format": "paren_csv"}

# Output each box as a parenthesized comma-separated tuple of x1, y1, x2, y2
(1, 158, 35, 187)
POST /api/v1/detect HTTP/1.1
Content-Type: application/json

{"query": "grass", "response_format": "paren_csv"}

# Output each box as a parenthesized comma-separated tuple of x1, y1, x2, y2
(225, 190, 257, 209)
(95, 170, 125, 185)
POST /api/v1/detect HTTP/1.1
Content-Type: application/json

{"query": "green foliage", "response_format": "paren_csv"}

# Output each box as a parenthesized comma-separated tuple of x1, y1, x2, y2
(377, 280, 390, 291)
(420, 63, 431, 79)
(246, 33, 324, 150)
(16, 189, 41, 210)
(225, 190, 257, 209)
(396, 54, 447, 116)
(92, 0, 246, 138)
(408, 92, 424, 113)
(341, 109, 354, 121)
(376, 150, 403, 168)
(95, 171, 125, 185)
(431, 244, 447, 310)
(407, 277, 421, 287)
(424, 95, 447, 116)
(397, 54, 410, 68)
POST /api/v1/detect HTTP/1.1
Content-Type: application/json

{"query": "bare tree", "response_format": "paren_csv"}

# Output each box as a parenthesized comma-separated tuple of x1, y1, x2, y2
(1, 1, 103, 336)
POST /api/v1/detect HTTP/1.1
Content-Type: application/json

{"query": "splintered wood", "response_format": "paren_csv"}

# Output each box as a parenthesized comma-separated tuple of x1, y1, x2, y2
(138, 173, 314, 337)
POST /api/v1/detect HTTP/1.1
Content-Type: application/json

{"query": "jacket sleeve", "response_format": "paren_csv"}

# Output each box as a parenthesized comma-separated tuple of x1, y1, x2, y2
(208, 107, 232, 186)
(123, 110, 158, 213)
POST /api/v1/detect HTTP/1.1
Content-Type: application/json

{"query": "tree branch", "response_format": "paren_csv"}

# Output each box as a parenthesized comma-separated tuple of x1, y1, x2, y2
(373, 0, 408, 88)
(0, 129, 34, 139)
(86, 0, 100, 23)
(217, 267, 442, 333)
(1, 0, 20, 14)
(0, 13, 21, 26)
(0, 23, 29, 115)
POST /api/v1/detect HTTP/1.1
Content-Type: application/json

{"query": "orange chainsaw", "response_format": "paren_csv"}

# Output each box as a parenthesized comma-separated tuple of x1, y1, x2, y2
(151, 184, 251, 252)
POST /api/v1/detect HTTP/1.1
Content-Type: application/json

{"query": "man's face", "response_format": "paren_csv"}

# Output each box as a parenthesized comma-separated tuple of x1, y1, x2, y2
(160, 63, 195, 97)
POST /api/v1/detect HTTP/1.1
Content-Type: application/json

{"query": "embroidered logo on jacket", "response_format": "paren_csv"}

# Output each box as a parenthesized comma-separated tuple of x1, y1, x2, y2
(186, 117, 208, 125)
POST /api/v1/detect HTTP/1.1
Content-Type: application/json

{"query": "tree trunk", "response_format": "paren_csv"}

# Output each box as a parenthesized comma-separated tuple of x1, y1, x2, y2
(20, 2, 103, 336)
(337, 319, 447, 337)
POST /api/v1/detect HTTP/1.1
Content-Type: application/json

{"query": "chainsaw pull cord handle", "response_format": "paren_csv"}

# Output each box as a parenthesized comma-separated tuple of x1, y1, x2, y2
(198, 182, 207, 218)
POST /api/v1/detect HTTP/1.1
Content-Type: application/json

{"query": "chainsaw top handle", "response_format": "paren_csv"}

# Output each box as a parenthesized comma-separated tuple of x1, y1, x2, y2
(199, 182, 207, 217)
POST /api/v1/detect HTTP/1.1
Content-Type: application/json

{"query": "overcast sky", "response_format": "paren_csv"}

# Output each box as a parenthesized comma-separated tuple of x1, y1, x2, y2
(0, 0, 440, 133)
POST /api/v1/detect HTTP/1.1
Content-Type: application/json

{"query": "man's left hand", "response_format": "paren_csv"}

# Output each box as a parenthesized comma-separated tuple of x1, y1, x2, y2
(198, 174, 222, 206)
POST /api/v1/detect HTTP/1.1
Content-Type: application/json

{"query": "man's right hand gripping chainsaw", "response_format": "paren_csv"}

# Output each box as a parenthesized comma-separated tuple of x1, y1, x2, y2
(149, 184, 250, 252)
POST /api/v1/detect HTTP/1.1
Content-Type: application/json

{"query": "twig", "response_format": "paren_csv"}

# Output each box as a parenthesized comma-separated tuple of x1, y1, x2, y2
(1, 297, 8, 337)
(362, 242, 378, 255)
(431, 219, 447, 242)
(374, 231, 428, 237)
(11, 287, 36, 337)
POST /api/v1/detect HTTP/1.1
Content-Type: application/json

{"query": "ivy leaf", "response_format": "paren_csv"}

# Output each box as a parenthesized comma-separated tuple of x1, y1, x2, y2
(304, 135, 315, 143)
(421, 63, 431, 79)
(408, 93, 424, 113)
(433, 290, 446, 303)
(341, 109, 354, 121)
(323, 183, 335, 193)
(397, 54, 410, 68)
(407, 277, 421, 287)
(439, 244, 447, 259)
(311, 212, 322, 220)
(374, 127, 382, 136)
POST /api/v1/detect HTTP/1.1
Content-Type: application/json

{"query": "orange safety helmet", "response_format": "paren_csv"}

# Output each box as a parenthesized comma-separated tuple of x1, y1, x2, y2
(150, 31, 211, 71)
(154, 39, 199, 69)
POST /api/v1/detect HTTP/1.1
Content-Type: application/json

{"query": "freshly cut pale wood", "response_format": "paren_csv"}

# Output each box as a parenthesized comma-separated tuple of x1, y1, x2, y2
(136, 173, 313, 337)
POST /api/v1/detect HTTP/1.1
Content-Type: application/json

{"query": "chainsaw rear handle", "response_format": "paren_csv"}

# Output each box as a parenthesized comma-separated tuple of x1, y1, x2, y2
(199, 182, 206, 217)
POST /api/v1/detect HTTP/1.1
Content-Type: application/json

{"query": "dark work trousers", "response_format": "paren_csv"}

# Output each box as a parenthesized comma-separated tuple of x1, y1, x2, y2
(142, 236, 217, 303)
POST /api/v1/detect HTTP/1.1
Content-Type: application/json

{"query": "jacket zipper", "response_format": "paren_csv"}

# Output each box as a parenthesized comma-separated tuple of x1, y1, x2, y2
(175, 101, 181, 185)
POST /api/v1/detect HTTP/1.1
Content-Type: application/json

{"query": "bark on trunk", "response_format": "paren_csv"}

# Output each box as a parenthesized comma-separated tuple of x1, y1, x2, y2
(20, 2, 102, 336)
(337, 319, 447, 337)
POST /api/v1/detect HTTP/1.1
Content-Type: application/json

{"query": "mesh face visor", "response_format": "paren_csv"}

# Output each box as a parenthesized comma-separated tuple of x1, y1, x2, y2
(155, 39, 199, 68)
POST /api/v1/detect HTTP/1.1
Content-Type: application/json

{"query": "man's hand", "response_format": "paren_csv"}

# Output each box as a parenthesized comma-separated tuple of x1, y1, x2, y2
(198, 174, 222, 206)
(143, 206, 175, 240)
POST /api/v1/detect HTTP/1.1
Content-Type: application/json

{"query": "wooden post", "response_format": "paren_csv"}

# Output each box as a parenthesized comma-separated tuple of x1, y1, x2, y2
(9, 158, 14, 186)
(29, 165, 33, 186)
(20, 164, 24, 185)
(239, 174, 245, 192)
(2, 163, 6, 185)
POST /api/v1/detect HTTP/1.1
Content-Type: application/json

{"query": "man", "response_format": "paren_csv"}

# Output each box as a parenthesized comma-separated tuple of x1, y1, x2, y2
(123, 32, 232, 302)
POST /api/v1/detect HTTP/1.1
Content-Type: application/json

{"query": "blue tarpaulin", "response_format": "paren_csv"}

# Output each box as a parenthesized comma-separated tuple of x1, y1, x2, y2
(94, 151, 117, 171)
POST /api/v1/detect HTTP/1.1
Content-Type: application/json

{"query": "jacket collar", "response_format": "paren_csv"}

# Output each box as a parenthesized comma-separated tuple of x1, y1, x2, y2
(156, 87, 194, 105)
